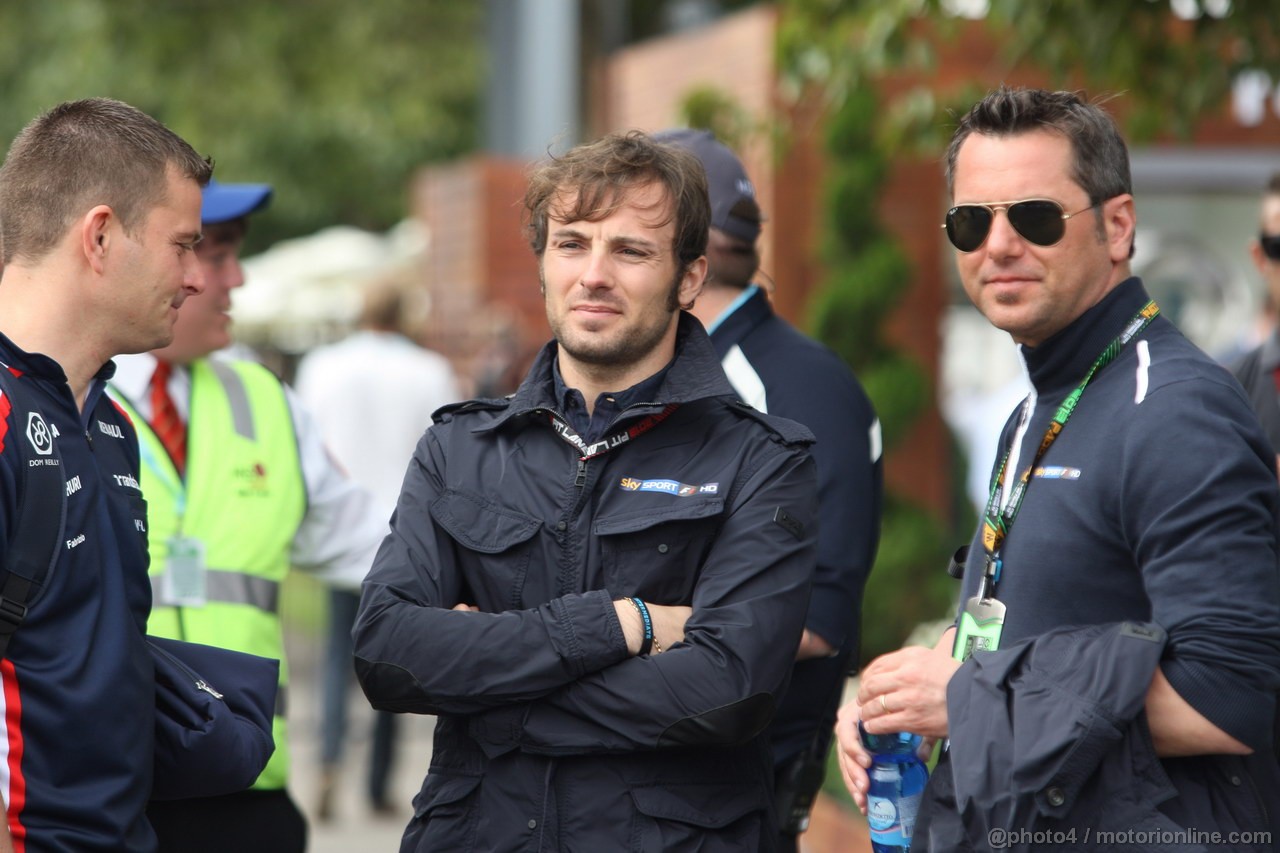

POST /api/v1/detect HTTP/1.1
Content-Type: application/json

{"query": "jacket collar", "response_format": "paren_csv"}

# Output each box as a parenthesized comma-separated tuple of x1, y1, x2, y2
(706, 285, 771, 359)
(1021, 277, 1154, 396)
(489, 312, 736, 431)
(0, 331, 115, 416)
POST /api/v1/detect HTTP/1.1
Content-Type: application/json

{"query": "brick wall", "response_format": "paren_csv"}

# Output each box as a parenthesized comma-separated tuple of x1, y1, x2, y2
(411, 156, 545, 395)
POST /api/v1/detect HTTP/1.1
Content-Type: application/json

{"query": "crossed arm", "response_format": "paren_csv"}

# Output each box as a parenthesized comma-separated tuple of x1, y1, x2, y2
(353, 430, 819, 752)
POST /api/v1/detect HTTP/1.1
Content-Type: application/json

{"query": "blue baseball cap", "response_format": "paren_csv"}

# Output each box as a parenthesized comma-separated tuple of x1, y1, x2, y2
(653, 128, 761, 244)
(201, 179, 273, 225)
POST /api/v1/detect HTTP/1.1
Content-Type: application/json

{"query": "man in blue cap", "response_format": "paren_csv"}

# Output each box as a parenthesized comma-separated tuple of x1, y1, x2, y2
(110, 180, 388, 853)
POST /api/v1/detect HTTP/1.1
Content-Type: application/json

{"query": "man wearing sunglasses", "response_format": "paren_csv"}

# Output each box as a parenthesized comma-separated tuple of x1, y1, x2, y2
(1231, 173, 1280, 475)
(836, 86, 1280, 849)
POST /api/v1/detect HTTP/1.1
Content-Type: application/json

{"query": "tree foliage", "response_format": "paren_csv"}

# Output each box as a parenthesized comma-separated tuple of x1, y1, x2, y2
(779, 0, 1280, 144)
(0, 0, 483, 251)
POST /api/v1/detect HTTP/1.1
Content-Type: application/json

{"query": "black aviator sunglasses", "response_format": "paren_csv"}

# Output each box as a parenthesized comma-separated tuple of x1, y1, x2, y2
(943, 198, 1100, 253)
(1259, 233, 1280, 262)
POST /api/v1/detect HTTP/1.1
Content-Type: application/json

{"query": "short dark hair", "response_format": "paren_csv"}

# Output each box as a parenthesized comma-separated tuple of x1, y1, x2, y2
(945, 86, 1132, 207)
(0, 97, 212, 266)
(523, 130, 710, 272)
(1266, 172, 1280, 196)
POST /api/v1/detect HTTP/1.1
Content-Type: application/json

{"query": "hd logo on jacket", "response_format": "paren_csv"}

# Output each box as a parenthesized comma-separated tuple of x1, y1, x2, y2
(619, 477, 718, 497)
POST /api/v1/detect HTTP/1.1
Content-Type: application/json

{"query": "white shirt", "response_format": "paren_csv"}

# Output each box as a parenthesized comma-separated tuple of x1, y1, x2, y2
(110, 351, 388, 590)
(293, 331, 461, 516)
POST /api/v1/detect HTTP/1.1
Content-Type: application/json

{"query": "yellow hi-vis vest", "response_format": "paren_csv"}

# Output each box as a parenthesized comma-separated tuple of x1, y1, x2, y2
(116, 358, 306, 791)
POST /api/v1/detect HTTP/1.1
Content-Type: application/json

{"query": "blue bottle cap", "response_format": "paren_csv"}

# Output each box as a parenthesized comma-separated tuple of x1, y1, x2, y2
(859, 721, 922, 756)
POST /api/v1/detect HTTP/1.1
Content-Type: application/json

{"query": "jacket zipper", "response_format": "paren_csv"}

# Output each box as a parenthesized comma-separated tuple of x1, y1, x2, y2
(151, 642, 224, 699)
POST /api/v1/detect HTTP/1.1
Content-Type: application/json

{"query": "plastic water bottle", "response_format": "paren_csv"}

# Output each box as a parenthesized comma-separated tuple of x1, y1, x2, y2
(860, 723, 929, 853)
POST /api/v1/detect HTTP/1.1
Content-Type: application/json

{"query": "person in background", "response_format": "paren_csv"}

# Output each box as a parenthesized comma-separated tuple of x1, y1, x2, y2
(655, 127, 883, 851)
(836, 86, 1280, 849)
(353, 130, 819, 851)
(108, 179, 387, 853)
(1231, 172, 1280, 475)
(294, 271, 461, 820)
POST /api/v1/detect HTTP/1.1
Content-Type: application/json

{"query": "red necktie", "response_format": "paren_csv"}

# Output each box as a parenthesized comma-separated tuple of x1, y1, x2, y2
(150, 360, 187, 474)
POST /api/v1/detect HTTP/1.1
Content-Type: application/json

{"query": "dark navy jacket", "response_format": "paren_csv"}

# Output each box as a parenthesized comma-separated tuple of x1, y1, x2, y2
(940, 278, 1280, 848)
(924, 621, 1279, 851)
(354, 314, 819, 852)
(707, 286, 882, 766)
(0, 334, 155, 851)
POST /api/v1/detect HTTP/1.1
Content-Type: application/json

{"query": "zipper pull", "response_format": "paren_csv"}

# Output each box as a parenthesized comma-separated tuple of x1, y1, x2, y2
(575, 458, 587, 488)
(195, 679, 224, 700)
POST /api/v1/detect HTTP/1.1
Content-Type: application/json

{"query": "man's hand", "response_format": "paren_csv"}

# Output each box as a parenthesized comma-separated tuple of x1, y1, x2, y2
(855, 642, 960, 740)
(0, 803, 11, 853)
(834, 699, 873, 813)
(649, 602, 691, 652)
(613, 599, 691, 655)
(795, 628, 836, 661)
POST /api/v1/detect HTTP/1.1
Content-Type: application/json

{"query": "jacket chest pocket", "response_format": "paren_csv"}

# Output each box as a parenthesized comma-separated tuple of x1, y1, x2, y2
(430, 489, 542, 610)
(595, 498, 723, 603)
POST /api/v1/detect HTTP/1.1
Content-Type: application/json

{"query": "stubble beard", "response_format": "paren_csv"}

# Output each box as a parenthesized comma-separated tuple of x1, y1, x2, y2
(544, 268, 684, 370)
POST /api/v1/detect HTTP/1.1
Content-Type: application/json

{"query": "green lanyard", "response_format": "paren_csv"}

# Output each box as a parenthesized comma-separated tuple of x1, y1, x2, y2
(979, 300, 1160, 597)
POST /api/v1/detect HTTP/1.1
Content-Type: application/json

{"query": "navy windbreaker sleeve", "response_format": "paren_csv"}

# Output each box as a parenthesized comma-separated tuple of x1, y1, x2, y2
(784, 359, 881, 653)
(1121, 376, 1280, 751)
(352, 430, 631, 715)
(467, 449, 818, 754)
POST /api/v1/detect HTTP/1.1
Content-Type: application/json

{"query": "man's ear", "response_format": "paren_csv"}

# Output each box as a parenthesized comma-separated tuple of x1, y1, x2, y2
(81, 205, 115, 275)
(678, 255, 707, 310)
(1103, 194, 1136, 264)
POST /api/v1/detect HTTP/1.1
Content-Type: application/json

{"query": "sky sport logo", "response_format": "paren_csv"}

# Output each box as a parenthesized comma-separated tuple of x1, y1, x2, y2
(618, 477, 718, 497)
(988, 826, 1271, 848)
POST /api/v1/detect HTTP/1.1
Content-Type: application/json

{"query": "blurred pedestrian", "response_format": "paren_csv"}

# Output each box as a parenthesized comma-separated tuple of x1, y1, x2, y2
(294, 272, 461, 820)
(0, 96, 208, 853)
(109, 179, 387, 853)
(655, 128, 883, 852)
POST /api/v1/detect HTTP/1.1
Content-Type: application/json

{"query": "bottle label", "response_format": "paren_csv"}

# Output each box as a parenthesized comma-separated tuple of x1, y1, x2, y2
(867, 796, 901, 840)
(868, 790, 923, 845)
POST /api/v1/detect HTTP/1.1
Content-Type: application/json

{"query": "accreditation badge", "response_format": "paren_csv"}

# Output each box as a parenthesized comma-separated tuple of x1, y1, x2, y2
(952, 595, 1005, 662)
(161, 535, 207, 607)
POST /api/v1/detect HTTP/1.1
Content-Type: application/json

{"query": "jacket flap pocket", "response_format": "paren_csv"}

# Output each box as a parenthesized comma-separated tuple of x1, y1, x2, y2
(431, 490, 541, 553)
(412, 771, 482, 819)
(630, 783, 763, 828)
(594, 498, 724, 536)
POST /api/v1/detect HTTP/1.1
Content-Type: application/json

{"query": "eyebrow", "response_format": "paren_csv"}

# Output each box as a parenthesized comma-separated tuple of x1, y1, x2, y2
(549, 227, 662, 253)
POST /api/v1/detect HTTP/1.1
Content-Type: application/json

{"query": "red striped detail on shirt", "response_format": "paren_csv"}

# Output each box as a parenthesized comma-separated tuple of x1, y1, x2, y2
(1, 658, 26, 852)
(0, 391, 10, 457)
